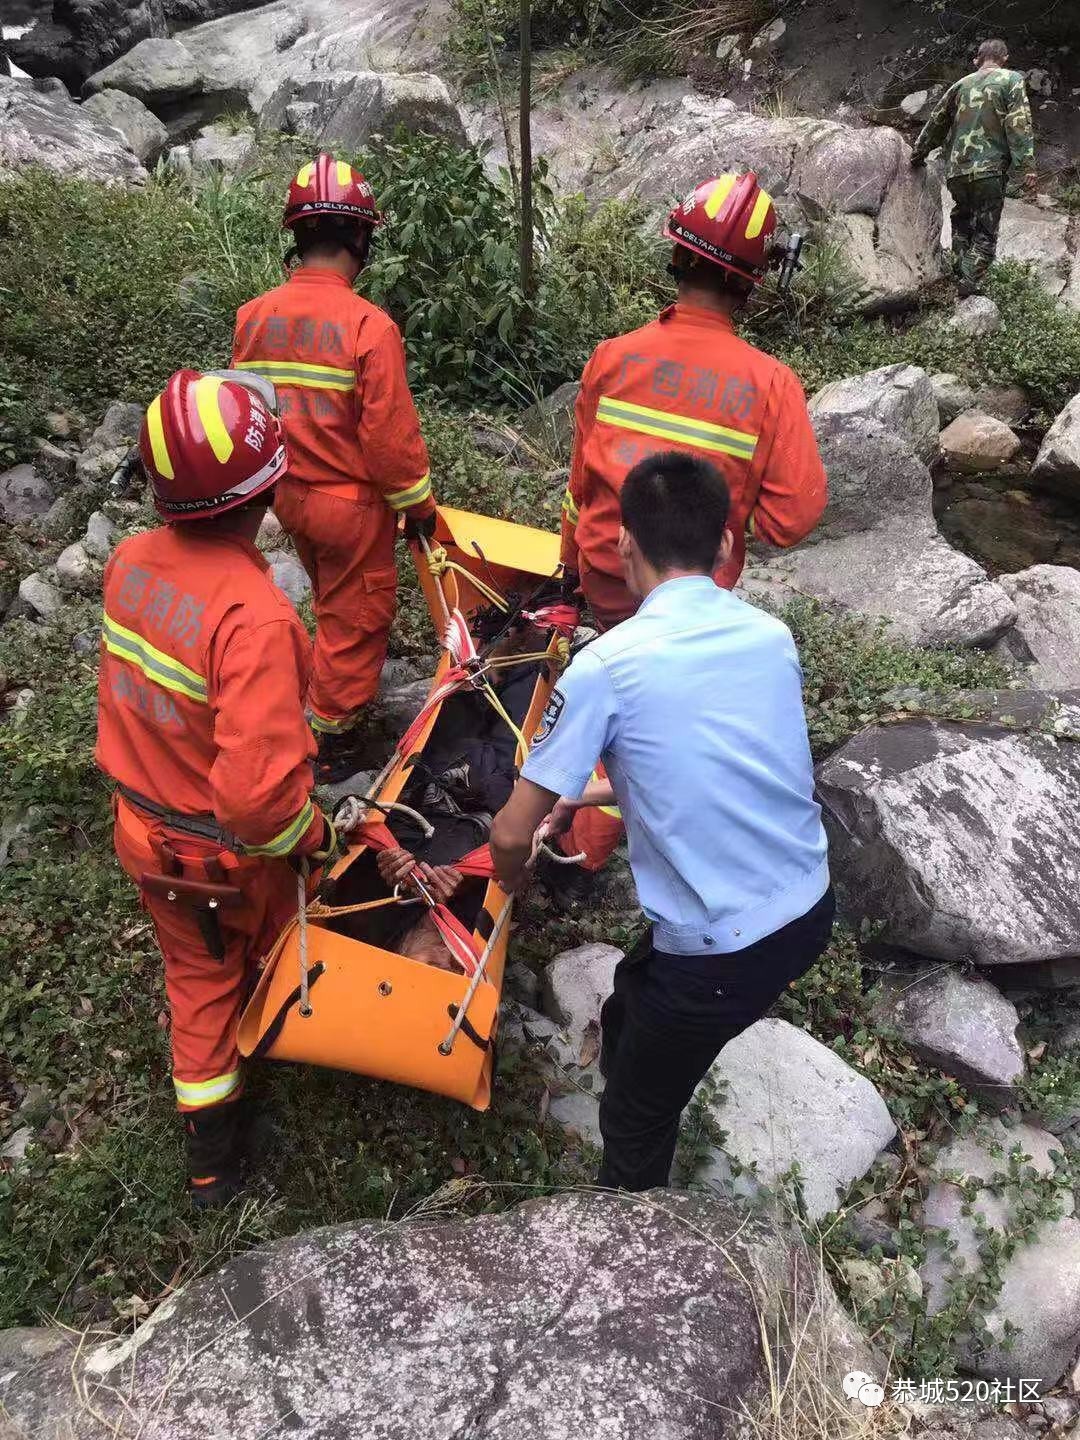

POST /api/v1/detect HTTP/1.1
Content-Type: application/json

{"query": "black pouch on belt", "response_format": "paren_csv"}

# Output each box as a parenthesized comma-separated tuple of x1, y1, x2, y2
(140, 872, 245, 962)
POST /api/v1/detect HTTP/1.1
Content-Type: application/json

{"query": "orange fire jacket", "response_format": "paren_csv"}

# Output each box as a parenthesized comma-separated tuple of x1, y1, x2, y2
(95, 527, 324, 859)
(232, 268, 435, 517)
(561, 303, 828, 592)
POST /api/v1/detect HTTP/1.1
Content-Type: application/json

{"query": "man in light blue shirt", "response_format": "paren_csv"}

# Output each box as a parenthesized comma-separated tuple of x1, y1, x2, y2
(491, 451, 834, 1191)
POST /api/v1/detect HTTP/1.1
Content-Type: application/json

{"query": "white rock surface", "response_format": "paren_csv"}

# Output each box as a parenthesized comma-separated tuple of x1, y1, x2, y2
(874, 969, 1024, 1096)
(930, 372, 977, 426)
(995, 565, 1080, 687)
(0, 76, 147, 185)
(541, 943, 622, 1053)
(1031, 393, 1080, 500)
(899, 90, 929, 118)
(939, 410, 1022, 473)
(17, 573, 63, 620)
(189, 122, 257, 174)
(948, 294, 1001, 338)
(921, 1120, 1080, 1385)
(276, 69, 466, 149)
(747, 17, 785, 57)
(818, 701, 1080, 966)
(704, 1018, 896, 1220)
(82, 511, 118, 563)
(54, 541, 98, 594)
(808, 364, 940, 464)
(266, 549, 311, 607)
(84, 37, 203, 106)
(81, 87, 169, 163)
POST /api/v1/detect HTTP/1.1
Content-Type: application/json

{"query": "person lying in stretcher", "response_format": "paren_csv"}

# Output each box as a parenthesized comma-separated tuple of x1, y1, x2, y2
(375, 847, 466, 971)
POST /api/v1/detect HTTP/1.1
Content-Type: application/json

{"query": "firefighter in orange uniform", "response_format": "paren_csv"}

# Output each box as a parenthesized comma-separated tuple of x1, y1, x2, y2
(232, 154, 437, 784)
(96, 370, 337, 1208)
(549, 172, 828, 902)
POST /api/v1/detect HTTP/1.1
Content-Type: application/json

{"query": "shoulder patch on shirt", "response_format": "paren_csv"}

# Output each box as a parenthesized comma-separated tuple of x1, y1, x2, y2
(532, 688, 565, 745)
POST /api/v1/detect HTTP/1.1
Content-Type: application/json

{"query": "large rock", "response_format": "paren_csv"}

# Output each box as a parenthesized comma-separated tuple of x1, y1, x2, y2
(947, 294, 1001, 338)
(163, 0, 265, 20)
(1031, 393, 1080, 500)
(516, 381, 581, 463)
(817, 698, 1080, 967)
(9, 0, 165, 91)
(0, 76, 147, 185)
(921, 1120, 1080, 1385)
(277, 69, 466, 149)
(189, 121, 258, 174)
(477, 74, 947, 312)
(76, 402, 144, 487)
(17, 573, 63, 620)
(939, 410, 1022, 474)
(0, 1189, 879, 1440)
(996, 565, 1080, 687)
(744, 415, 1016, 648)
(82, 37, 233, 136)
(808, 364, 939, 464)
(0, 464, 54, 524)
(266, 548, 311, 607)
(702, 1018, 896, 1220)
(873, 968, 1024, 1098)
(930, 372, 976, 427)
(540, 942, 622, 1052)
(81, 87, 169, 164)
(995, 198, 1072, 299)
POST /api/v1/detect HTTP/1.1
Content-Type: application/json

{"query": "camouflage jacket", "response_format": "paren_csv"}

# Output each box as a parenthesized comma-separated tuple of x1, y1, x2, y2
(912, 67, 1034, 179)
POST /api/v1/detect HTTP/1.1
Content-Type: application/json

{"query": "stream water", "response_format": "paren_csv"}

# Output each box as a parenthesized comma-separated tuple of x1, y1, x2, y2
(933, 454, 1080, 578)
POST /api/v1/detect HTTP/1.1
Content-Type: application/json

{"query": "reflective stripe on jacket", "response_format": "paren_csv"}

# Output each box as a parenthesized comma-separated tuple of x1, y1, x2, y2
(95, 528, 323, 859)
(560, 303, 827, 591)
(232, 268, 434, 516)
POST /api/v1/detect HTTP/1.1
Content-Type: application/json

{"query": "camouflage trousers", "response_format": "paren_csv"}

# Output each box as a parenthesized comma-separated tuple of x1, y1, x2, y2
(947, 174, 1007, 287)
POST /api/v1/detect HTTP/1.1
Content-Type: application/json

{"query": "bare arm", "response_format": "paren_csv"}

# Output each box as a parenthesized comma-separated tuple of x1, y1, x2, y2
(490, 777, 560, 891)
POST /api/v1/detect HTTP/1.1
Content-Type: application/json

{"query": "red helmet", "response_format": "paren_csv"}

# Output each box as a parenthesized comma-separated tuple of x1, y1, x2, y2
(663, 172, 777, 285)
(140, 370, 288, 522)
(282, 152, 381, 231)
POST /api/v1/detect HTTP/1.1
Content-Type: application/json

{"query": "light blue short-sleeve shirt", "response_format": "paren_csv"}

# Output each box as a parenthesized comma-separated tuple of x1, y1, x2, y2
(522, 575, 829, 955)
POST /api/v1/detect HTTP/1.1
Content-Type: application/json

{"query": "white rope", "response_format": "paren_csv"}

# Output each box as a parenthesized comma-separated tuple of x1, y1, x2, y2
(297, 859, 312, 1018)
(438, 896, 514, 1055)
(335, 794, 435, 839)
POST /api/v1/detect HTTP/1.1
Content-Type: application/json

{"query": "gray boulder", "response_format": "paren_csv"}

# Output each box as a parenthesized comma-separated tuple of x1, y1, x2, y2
(17, 573, 63, 620)
(899, 89, 930, 119)
(279, 70, 466, 150)
(948, 294, 1001, 338)
(164, 0, 264, 20)
(939, 410, 1022, 474)
(701, 1018, 896, 1221)
(541, 942, 622, 1052)
(9, 0, 165, 91)
(975, 382, 1032, 426)
(0, 1189, 880, 1440)
(0, 76, 147, 185)
(817, 700, 1080, 967)
(81, 88, 169, 163)
(266, 549, 311, 607)
(747, 17, 785, 58)
(930, 372, 977, 426)
(82, 511, 118, 563)
(995, 565, 1080, 688)
(744, 416, 1016, 648)
(0, 464, 55, 524)
(76, 402, 144, 486)
(873, 969, 1024, 1098)
(54, 541, 99, 594)
(994, 198, 1072, 299)
(808, 364, 939, 464)
(921, 1119, 1080, 1385)
(189, 122, 258, 174)
(1031, 393, 1080, 500)
(517, 381, 581, 464)
(83, 37, 202, 106)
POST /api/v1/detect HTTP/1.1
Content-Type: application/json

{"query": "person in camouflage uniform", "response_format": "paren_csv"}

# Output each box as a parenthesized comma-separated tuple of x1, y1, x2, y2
(911, 38, 1036, 293)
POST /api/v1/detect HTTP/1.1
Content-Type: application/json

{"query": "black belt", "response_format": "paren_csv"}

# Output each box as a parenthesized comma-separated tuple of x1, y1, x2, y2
(116, 784, 241, 852)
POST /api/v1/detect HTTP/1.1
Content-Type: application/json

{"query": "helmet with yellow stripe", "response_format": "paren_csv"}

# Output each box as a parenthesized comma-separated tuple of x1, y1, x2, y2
(663, 172, 777, 285)
(140, 370, 288, 523)
(283, 152, 381, 231)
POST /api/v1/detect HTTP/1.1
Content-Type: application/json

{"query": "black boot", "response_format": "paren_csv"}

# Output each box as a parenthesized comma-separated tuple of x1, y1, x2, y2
(535, 849, 596, 909)
(314, 728, 369, 786)
(185, 1103, 245, 1211)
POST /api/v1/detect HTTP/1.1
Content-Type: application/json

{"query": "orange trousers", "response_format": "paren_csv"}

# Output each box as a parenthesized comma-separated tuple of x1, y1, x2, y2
(114, 799, 299, 1113)
(275, 477, 398, 734)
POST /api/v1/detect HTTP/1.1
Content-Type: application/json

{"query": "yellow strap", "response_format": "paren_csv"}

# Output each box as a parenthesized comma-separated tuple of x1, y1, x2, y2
(561, 486, 579, 524)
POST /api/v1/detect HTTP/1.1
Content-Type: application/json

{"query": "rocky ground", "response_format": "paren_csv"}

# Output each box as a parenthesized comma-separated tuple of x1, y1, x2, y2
(4, 0, 1080, 1436)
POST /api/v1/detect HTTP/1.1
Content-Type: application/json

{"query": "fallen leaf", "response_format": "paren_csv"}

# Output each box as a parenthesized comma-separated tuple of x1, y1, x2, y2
(578, 1020, 600, 1069)
(79, 996, 93, 1015)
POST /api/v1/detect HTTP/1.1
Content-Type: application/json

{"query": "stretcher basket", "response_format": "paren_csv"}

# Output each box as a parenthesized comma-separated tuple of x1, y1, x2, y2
(237, 506, 562, 1109)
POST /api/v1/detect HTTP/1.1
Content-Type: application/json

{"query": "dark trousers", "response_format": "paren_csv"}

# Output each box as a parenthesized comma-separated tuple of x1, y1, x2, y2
(948, 173, 1007, 285)
(597, 888, 836, 1191)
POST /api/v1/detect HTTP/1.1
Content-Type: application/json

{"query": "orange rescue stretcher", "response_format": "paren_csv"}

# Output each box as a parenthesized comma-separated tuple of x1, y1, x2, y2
(237, 506, 566, 1110)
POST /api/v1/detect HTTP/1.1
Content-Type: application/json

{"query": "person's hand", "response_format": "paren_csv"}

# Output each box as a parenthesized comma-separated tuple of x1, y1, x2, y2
(540, 797, 579, 842)
(377, 847, 419, 890)
(404, 510, 437, 542)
